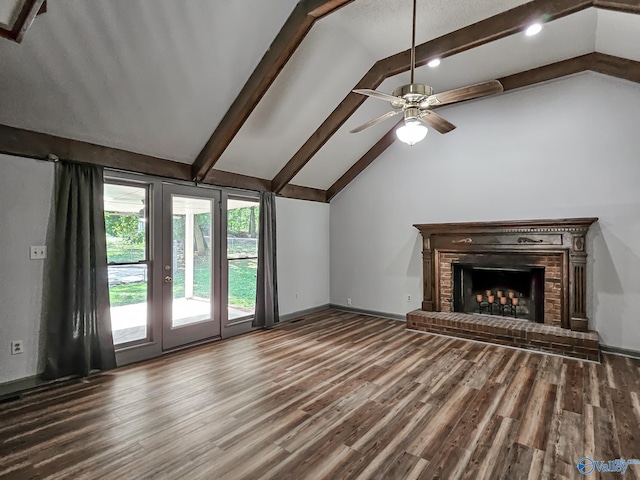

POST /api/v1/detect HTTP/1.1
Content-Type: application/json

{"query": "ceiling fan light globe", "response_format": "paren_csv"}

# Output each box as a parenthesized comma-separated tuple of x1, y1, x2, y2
(396, 122, 428, 146)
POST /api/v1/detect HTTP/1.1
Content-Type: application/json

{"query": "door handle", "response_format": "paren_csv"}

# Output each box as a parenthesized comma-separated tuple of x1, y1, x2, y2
(164, 275, 172, 283)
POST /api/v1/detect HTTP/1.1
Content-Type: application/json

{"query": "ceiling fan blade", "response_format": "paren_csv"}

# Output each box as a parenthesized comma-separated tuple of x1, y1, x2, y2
(418, 110, 456, 134)
(422, 80, 503, 108)
(353, 89, 406, 105)
(349, 110, 402, 133)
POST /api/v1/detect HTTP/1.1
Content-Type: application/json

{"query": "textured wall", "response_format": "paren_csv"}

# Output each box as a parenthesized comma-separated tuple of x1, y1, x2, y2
(277, 197, 331, 316)
(0, 155, 53, 384)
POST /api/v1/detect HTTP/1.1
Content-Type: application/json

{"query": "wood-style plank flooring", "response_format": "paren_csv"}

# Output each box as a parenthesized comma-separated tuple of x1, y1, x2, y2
(1, 310, 639, 479)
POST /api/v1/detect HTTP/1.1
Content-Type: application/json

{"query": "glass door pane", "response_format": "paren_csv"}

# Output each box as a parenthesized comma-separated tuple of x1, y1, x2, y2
(162, 185, 221, 350)
(171, 196, 212, 327)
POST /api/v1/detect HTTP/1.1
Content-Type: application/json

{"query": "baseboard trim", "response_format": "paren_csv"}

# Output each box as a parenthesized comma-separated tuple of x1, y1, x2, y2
(0, 374, 43, 400)
(600, 344, 640, 359)
(279, 304, 331, 323)
(329, 304, 406, 322)
(0, 373, 84, 402)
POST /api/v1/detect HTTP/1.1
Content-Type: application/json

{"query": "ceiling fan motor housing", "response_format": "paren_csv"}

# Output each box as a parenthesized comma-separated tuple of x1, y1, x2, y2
(392, 83, 434, 107)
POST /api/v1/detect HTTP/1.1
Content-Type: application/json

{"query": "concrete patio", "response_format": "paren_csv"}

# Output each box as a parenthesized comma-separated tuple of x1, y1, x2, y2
(111, 298, 253, 344)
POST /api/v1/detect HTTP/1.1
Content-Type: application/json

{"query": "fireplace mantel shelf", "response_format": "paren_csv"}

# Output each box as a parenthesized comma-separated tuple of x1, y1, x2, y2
(414, 218, 598, 235)
(413, 217, 598, 332)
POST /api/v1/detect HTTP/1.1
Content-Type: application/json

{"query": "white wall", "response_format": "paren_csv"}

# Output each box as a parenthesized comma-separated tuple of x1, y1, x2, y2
(0, 154, 53, 384)
(277, 197, 331, 317)
(330, 72, 640, 351)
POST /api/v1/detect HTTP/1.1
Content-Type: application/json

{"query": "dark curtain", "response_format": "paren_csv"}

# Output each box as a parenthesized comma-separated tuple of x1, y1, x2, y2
(43, 162, 116, 380)
(253, 192, 279, 328)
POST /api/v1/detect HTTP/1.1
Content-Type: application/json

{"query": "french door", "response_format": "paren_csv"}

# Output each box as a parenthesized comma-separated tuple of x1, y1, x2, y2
(107, 172, 260, 364)
(162, 184, 222, 350)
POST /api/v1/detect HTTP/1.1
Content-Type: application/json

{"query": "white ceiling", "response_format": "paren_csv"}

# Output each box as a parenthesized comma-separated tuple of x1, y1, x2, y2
(325, 0, 532, 59)
(0, 0, 298, 162)
(293, 8, 598, 189)
(104, 182, 145, 214)
(595, 9, 640, 62)
(0, 1, 639, 192)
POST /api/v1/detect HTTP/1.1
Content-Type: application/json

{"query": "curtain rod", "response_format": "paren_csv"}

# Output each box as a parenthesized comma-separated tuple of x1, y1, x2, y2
(18, 153, 60, 163)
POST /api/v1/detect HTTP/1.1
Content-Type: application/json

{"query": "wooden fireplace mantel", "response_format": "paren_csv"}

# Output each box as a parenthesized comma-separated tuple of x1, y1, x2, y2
(414, 218, 598, 332)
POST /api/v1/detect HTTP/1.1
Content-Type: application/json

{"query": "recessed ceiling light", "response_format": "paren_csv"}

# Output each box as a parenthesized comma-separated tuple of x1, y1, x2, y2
(427, 58, 441, 68)
(525, 23, 543, 36)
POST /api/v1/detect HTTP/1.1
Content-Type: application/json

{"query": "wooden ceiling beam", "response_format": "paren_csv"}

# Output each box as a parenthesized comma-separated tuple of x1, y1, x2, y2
(326, 120, 401, 201)
(0, 124, 319, 202)
(204, 169, 271, 192)
(269, 0, 598, 194)
(4, 1, 637, 202)
(326, 52, 640, 201)
(0, 124, 192, 179)
(278, 184, 328, 203)
(307, 0, 354, 19)
(500, 52, 640, 91)
(190, 0, 355, 183)
(498, 53, 595, 91)
(382, 0, 593, 77)
(270, 66, 387, 193)
(593, 0, 640, 14)
(591, 52, 640, 82)
(0, 0, 45, 43)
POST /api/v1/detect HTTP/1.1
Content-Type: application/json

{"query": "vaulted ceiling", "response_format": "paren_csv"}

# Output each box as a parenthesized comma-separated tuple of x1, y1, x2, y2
(1, 0, 639, 202)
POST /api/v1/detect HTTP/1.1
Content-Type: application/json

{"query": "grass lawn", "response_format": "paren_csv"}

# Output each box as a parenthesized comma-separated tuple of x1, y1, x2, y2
(229, 258, 257, 309)
(107, 242, 145, 264)
(109, 258, 257, 309)
(109, 282, 147, 307)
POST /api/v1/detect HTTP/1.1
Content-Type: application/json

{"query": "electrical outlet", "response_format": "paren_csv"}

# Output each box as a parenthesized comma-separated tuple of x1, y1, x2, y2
(347, 298, 352, 306)
(295, 293, 299, 299)
(407, 294, 412, 302)
(11, 340, 24, 355)
(30, 246, 47, 260)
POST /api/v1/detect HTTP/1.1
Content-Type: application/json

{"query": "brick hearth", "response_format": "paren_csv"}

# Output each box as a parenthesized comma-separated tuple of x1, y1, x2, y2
(406, 310, 600, 362)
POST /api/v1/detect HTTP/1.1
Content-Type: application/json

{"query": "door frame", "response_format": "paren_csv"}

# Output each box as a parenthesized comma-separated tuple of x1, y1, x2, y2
(107, 171, 164, 366)
(107, 170, 261, 366)
(161, 183, 222, 350)
(221, 190, 262, 339)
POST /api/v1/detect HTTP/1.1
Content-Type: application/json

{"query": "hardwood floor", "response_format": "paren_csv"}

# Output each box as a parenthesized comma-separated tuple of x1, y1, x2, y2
(1, 310, 639, 480)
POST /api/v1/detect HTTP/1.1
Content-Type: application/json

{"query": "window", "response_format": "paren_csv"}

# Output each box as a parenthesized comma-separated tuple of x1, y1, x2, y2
(104, 183, 150, 345)
(227, 197, 259, 320)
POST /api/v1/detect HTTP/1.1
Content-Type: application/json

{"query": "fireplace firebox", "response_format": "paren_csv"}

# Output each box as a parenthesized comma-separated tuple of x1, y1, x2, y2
(452, 264, 545, 323)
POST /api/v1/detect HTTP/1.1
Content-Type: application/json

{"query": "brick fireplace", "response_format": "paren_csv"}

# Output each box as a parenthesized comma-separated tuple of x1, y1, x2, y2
(406, 218, 600, 361)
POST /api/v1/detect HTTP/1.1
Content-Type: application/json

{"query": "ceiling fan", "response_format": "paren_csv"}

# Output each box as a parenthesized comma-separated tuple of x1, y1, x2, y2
(350, 0, 504, 145)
